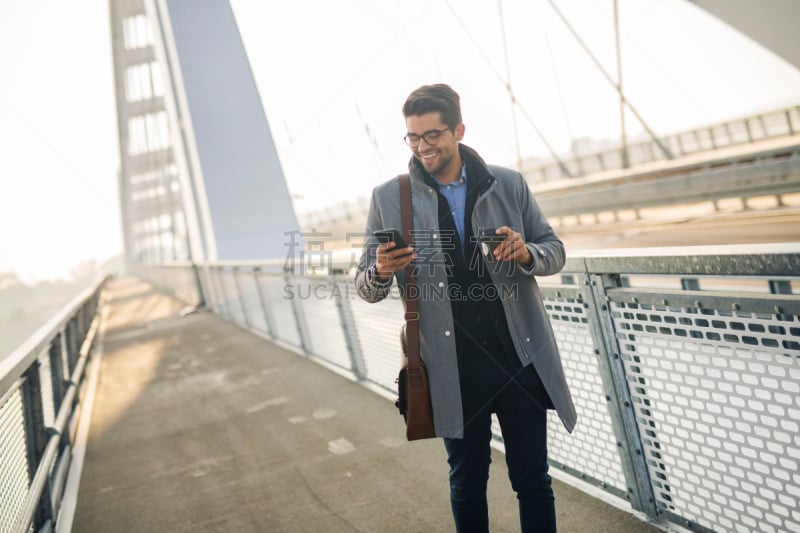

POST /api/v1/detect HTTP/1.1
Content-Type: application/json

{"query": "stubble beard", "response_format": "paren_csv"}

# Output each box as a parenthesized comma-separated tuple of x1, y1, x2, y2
(418, 151, 454, 178)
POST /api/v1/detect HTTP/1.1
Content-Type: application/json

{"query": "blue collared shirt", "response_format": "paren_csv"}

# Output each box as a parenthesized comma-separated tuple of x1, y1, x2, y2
(433, 164, 468, 254)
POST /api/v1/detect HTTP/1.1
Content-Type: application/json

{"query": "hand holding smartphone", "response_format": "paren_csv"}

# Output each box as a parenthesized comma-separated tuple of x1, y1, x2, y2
(374, 229, 412, 257)
(478, 228, 506, 263)
(371, 228, 414, 283)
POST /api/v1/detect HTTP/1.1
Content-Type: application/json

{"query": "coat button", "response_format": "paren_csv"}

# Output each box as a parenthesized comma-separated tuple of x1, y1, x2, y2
(445, 330, 451, 336)
(526, 337, 531, 342)
(433, 234, 438, 239)
(438, 282, 445, 288)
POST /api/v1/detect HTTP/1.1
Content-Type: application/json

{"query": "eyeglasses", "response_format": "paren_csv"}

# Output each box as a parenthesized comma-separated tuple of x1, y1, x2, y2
(403, 127, 451, 147)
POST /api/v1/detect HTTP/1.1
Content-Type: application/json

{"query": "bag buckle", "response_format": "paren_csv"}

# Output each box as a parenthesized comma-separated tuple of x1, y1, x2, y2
(404, 312, 420, 321)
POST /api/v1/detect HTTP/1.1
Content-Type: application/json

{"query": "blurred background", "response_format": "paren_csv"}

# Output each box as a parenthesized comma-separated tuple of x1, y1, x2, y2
(1, 0, 799, 360)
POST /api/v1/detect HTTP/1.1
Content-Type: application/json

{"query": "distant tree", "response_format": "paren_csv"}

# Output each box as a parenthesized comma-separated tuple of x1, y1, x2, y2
(0, 271, 23, 290)
(69, 260, 99, 283)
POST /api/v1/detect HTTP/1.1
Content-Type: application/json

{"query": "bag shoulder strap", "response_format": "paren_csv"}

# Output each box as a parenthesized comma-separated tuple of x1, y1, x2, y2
(399, 174, 421, 371)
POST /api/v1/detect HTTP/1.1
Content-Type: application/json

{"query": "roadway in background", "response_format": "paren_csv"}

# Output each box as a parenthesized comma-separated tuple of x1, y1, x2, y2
(558, 206, 800, 252)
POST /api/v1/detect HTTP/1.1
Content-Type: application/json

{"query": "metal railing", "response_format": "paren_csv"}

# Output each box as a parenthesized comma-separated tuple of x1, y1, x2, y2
(524, 105, 800, 182)
(535, 143, 800, 221)
(0, 277, 108, 533)
(136, 243, 800, 533)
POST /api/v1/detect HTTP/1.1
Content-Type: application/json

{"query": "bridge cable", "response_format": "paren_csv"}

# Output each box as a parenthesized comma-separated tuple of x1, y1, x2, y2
(496, 0, 523, 171)
(443, 0, 574, 178)
(613, 0, 631, 169)
(544, 0, 674, 160)
(544, 34, 580, 165)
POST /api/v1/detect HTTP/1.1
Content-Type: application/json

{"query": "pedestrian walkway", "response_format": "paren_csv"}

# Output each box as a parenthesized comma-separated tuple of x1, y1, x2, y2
(72, 277, 661, 532)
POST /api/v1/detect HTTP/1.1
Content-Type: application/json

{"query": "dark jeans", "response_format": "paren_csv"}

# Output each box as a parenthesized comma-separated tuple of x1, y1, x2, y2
(444, 345, 555, 533)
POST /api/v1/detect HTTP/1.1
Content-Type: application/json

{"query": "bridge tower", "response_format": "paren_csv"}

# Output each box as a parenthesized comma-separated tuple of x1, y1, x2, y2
(109, 0, 300, 268)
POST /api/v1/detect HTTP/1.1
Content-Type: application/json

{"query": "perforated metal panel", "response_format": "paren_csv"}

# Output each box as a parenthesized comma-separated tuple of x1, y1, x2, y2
(260, 276, 301, 347)
(295, 279, 352, 370)
(219, 269, 246, 325)
(610, 298, 800, 532)
(0, 389, 31, 533)
(543, 291, 629, 496)
(348, 288, 405, 391)
(211, 268, 232, 318)
(236, 269, 269, 333)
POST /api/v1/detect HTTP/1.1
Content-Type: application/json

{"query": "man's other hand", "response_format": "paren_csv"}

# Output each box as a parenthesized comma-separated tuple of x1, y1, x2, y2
(494, 226, 533, 266)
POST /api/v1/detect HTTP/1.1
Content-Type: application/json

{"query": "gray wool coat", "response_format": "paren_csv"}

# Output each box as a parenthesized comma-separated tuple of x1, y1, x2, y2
(355, 149, 577, 438)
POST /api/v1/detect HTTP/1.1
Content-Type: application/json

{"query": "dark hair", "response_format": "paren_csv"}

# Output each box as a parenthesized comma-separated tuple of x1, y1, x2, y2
(402, 84, 462, 130)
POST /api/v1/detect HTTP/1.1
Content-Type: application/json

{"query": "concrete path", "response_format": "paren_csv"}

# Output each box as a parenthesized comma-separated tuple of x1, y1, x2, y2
(73, 277, 661, 532)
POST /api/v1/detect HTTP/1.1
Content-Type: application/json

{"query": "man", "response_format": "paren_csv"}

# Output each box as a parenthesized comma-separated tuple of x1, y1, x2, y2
(355, 84, 576, 532)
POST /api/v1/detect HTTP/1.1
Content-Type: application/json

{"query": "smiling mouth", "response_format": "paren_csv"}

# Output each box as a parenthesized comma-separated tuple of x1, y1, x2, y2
(419, 152, 438, 160)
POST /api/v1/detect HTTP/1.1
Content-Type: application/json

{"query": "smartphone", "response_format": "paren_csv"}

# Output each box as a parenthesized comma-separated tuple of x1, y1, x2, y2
(478, 228, 506, 263)
(374, 228, 410, 251)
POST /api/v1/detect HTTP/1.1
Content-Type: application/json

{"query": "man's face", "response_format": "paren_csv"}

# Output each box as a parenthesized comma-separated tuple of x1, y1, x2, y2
(405, 112, 464, 179)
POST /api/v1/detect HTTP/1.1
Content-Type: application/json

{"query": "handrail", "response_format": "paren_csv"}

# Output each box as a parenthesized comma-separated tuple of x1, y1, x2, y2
(523, 105, 800, 182)
(0, 277, 108, 397)
(149, 242, 799, 276)
(13, 314, 101, 533)
(0, 275, 108, 533)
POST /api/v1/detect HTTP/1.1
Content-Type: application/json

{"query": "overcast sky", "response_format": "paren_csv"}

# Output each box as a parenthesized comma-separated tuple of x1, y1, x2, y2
(1, 0, 799, 282)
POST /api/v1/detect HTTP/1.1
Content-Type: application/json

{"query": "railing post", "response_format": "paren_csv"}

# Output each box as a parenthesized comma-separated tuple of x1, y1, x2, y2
(286, 273, 313, 355)
(232, 267, 250, 328)
(708, 127, 717, 150)
(758, 114, 767, 138)
(332, 278, 367, 380)
(579, 271, 658, 519)
(680, 278, 700, 291)
(252, 268, 277, 339)
(48, 337, 65, 416)
(769, 279, 792, 294)
(65, 319, 78, 373)
(214, 266, 232, 319)
(20, 363, 53, 530)
(190, 262, 207, 308)
(722, 122, 732, 145)
(203, 265, 222, 314)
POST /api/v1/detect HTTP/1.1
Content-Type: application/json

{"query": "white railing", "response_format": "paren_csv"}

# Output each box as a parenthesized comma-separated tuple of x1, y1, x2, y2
(136, 243, 800, 533)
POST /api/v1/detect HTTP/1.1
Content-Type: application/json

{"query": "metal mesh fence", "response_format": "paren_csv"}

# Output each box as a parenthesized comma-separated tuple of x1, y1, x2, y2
(143, 248, 799, 533)
(219, 269, 245, 325)
(543, 288, 629, 496)
(0, 390, 30, 533)
(296, 278, 352, 370)
(611, 298, 800, 532)
(260, 276, 301, 348)
(235, 268, 267, 333)
(348, 287, 405, 392)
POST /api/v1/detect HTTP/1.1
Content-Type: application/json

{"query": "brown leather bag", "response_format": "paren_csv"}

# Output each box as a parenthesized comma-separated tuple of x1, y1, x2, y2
(394, 174, 435, 441)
